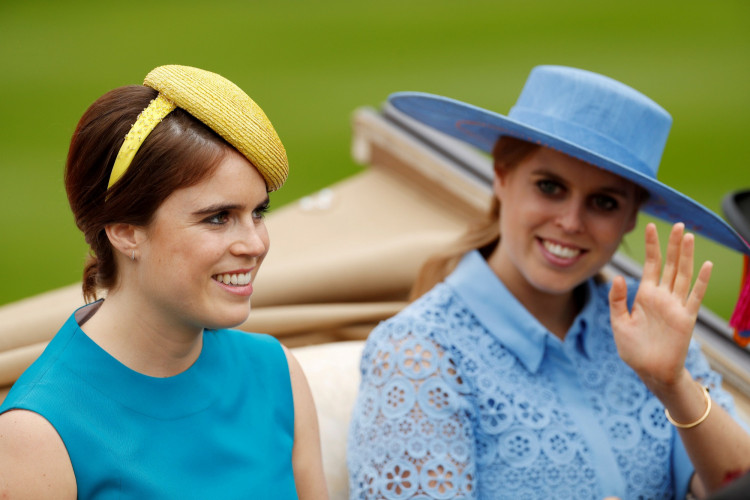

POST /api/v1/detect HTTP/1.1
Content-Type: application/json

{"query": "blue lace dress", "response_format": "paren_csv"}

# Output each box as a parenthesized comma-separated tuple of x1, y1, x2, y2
(347, 250, 738, 500)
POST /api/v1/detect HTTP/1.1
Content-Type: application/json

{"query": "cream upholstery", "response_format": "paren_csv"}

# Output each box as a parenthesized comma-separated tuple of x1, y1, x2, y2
(292, 341, 365, 499)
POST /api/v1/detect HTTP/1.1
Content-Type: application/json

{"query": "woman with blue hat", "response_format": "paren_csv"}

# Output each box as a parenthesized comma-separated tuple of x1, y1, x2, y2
(348, 66, 750, 499)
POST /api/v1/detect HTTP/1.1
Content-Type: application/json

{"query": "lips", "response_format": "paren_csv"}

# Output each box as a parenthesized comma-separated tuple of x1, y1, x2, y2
(212, 271, 252, 286)
(538, 238, 587, 266)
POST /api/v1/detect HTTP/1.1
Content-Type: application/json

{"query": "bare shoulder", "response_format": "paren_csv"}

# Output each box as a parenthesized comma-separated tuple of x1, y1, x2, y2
(0, 409, 76, 498)
(281, 345, 317, 419)
(281, 345, 308, 389)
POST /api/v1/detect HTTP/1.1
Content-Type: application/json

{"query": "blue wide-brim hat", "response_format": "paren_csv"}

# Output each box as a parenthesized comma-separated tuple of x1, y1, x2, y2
(389, 65, 750, 254)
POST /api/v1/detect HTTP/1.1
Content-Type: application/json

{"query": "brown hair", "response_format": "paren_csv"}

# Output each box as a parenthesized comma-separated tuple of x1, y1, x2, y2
(409, 137, 540, 299)
(65, 85, 233, 302)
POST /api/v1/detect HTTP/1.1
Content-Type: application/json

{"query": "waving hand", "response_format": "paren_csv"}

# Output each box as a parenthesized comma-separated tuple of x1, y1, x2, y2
(608, 222, 713, 391)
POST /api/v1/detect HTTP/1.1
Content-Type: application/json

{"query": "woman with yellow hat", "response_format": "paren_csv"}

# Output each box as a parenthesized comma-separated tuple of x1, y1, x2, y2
(348, 66, 750, 499)
(0, 65, 327, 499)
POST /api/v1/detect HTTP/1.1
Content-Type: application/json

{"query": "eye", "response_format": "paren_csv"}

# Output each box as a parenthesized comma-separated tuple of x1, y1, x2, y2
(590, 194, 619, 212)
(537, 179, 564, 196)
(204, 211, 230, 225)
(252, 201, 270, 221)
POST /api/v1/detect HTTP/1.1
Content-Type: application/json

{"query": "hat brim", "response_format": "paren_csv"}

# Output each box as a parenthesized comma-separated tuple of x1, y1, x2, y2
(389, 91, 750, 255)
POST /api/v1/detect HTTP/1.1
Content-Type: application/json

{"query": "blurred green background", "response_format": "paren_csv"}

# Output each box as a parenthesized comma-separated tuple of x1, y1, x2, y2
(1, 0, 748, 321)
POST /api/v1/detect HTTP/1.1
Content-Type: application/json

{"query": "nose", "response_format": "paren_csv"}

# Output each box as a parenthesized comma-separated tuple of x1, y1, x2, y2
(229, 223, 268, 258)
(555, 200, 585, 233)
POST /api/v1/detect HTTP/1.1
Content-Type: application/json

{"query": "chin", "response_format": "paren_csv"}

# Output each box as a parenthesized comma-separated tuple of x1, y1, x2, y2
(204, 305, 252, 331)
(530, 271, 586, 296)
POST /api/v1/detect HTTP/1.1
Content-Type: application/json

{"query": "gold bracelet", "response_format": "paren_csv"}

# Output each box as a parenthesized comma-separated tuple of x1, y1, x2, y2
(664, 385, 712, 429)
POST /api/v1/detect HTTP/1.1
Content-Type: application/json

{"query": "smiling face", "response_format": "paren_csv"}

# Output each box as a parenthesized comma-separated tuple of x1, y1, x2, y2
(132, 149, 270, 334)
(488, 147, 640, 304)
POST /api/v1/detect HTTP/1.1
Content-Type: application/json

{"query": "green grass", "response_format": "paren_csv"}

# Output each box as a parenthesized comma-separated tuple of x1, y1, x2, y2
(1, 0, 748, 320)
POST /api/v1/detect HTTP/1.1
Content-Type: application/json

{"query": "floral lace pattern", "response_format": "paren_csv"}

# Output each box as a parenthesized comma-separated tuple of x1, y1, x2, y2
(348, 275, 734, 500)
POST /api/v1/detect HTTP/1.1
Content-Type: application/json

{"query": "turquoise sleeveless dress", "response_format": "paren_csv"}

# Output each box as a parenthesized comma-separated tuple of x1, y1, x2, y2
(0, 303, 298, 499)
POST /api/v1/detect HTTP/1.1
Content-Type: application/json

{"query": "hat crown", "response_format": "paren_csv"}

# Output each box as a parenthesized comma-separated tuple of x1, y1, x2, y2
(144, 65, 288, 191)
(508, 66, 671, 178)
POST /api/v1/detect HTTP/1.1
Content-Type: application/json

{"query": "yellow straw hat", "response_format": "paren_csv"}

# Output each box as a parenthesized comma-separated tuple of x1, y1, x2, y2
(109, 65, 288, 192)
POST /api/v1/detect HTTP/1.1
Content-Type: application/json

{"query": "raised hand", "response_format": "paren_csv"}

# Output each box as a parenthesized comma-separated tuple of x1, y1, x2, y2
(608, 222, 713, 393)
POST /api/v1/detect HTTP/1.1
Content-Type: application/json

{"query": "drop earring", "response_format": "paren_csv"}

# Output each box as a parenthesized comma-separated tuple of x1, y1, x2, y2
(131, 250, 135, 261)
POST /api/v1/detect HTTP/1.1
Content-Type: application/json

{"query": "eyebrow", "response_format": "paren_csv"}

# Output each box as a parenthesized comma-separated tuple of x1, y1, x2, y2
(533, 169, 632, 198)
(191, 196, 270, 217)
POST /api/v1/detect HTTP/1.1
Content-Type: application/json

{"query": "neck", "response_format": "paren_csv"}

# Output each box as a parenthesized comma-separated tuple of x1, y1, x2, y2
(517, 286, 582, 339)
(486, 247, 584, 339)
(79, 289, 204, 377)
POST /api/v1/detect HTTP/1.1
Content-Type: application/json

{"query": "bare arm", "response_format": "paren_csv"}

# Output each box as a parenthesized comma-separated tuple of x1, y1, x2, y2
(283, 347, 329, 500)
(610, 223, 750, 496)
(0, 409, 76, 499)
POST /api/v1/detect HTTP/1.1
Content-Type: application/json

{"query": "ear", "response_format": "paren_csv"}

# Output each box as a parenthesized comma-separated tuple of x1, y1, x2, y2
(104, 223, 141, 261)
(492, 165, 509, 200)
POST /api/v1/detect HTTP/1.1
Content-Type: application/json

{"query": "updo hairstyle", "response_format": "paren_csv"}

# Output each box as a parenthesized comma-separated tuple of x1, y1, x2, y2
(65, 85, 233, 302)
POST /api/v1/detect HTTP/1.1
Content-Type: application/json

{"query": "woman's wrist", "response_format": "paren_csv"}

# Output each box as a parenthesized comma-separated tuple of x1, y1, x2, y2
(665, 384, 711, 429)
(652, 372, 711, 429)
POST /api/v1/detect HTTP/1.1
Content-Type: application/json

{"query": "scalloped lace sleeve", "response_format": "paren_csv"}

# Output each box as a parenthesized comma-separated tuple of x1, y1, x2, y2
(347, 316, 477, 499)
